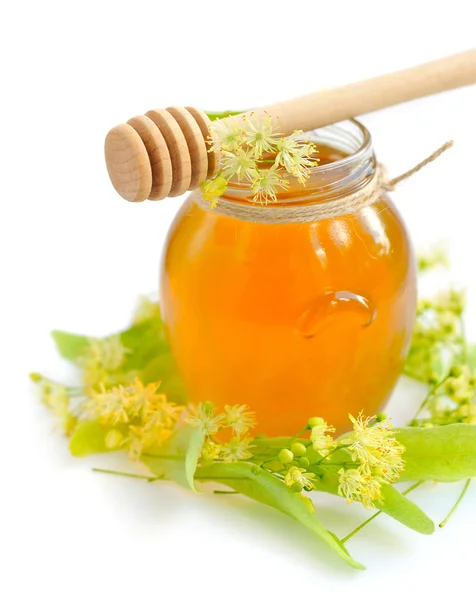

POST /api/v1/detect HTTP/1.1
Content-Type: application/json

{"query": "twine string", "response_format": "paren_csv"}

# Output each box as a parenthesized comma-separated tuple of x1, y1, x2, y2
(193, 141, 454, 224)
(384, 140, 454, 191)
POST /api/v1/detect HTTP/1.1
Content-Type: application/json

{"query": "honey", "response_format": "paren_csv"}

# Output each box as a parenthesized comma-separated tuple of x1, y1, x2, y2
(160, 121, 416, 435)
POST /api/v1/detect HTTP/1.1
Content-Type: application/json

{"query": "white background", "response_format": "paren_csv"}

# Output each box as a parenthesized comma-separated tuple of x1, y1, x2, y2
(2, 1, 476, 597)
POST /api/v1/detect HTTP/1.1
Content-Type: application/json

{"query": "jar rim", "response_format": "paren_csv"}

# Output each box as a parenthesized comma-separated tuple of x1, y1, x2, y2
(307, 118, 373, 175)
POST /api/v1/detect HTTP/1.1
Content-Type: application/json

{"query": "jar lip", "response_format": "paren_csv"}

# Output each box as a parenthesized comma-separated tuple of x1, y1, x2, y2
(307, 118, 373, 175)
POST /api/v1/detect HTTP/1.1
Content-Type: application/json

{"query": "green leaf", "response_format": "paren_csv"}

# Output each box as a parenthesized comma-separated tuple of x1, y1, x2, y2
(120, 318, 169, 371)
(204, 109, 244, 121)
(51, 330, 89, 363)
(141, 353, 188, 404)
(51, 316, 169, 370)
(143, 425, 204, 491)
(397, 424, 476, 482)
(376, 484, 434, 534)
(69, 420, 114, 457)
(194, 461, 364, 570)
(312, 469, 434, 535)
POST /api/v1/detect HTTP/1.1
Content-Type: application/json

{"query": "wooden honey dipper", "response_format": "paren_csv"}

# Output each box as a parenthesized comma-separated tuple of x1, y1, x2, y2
(105, 49, 476, 203)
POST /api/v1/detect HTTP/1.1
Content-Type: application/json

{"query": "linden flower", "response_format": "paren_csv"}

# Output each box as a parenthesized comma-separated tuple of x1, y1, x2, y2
(201, 175, 228, 208)
(338, 466, 383, 509)
(224, 404, 256, 436)
(284, 466, 316, 491)
(201, 441, 222, 462)
(458, 403, 476, 424)
(360, 477, 383, 509)
(187, 402, 224, 436)
(221, 436, 254, 462)
(337, 468, 366, 503)
(39, 383, 77, 435)
(81, 336, 130, 391)
(251, 166, 289, 205)
(85, 383, 130, 425)
(417, 246, 449, 273)
(342, 412, 405, 480)
(275, 132, 318, 183)
(86, 336, 130, 372)
(242, 115, 280, 158)
(209, 118, 245, 152)
(310, 420, 336, 456)
(221, 149, 258, 182)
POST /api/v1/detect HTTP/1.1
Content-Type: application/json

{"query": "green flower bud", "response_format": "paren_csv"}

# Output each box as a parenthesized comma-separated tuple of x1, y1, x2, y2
(299, 457, 310, 467)
(376, 412, 387, 422)
(290, 481, 303, 493)
(450, 365, 464, 378)
(278, 448, 294, 464)
(290, 442, 307, 457)
(308, 417, 325, 429)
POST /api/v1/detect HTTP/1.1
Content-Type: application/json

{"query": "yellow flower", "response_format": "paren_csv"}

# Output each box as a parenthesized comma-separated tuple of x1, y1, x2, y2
(341, 412, 405, 481)
(242, 115, 279, 158)
(201, 175, 228, 208)
(221, 149, 258, 182)
(187, 402, 224, 436)
(85, 383, 130, 425)
(201, 441, 222, 462)
(81, 336, 130, 391)
(209, 118, 245, 152)
(224, 404, 256, 436)
(284, 466, 316, 491)
(338, 468, 366, 503)
(39, 383, 77, 435)
(251, 166, 289, 205)
(310, 420, 336, 456)
(86, 336, 129, 371)
(221, 436, 254, 462)
(275, 132, 318, 183)
(360, 478, 383, 509)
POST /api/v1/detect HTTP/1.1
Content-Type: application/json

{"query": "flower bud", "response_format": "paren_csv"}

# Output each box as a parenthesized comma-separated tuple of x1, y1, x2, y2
(450, 365, 464, 378)
(308, 417, 325, 429)
(278, 448, 294, 464)
(376, 412, 387, 422)
(290, 481, 303, 493)
(290, 442, 307, 457)
(299, 457, 310, 468)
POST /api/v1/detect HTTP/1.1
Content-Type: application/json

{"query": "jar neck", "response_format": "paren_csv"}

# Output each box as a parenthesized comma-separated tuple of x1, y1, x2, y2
(222, 119, 376, 206)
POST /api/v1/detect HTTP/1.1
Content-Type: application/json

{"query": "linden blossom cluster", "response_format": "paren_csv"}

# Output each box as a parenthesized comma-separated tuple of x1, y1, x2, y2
(201, 114, 318, 207)
(32, 346, 257, 461)
(267, 414, 405, 509)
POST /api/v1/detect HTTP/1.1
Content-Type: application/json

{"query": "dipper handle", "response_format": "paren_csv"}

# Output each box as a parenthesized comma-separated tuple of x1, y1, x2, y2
(105, 49, 476, 202)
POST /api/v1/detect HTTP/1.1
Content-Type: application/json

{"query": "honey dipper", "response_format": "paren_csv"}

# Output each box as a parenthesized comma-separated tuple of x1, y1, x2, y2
(105, 49, 476, 203)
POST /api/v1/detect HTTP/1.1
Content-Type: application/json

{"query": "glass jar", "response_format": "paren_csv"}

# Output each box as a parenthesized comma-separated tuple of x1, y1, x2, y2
(160, 120, 416, 435)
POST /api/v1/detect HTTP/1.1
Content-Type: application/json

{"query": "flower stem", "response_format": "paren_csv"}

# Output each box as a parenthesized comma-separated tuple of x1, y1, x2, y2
(92, 468, 161, 482)
(288, 426, 309, 446)
(341, 481, 424, 543)
(439, 478, 471, 528)
(411, 375, 450, 423)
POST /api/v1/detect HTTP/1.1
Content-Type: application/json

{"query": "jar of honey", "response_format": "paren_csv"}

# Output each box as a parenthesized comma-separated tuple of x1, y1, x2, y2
(160, 120, 416, 435)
